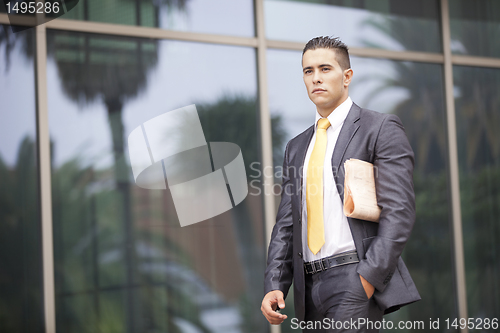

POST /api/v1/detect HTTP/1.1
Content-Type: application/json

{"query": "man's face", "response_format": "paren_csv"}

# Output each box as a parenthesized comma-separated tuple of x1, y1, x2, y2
(302, 48, 352, 115)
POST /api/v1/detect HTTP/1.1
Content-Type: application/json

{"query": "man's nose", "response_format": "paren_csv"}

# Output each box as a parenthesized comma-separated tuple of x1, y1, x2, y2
(312, 71, 322, 84)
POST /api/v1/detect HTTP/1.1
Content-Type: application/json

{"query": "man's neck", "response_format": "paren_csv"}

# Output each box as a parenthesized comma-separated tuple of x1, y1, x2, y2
(316, 95, 348, 118)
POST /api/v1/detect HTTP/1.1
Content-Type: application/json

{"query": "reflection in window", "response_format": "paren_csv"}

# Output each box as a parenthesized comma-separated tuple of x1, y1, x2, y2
(47, 30, 271, 332)
(454, 65, 500, 319)
(265, 0, 441, 53)
(61, 0, 255, 37)
(0, 25, 44, 333)
(450, 0, 500, 58)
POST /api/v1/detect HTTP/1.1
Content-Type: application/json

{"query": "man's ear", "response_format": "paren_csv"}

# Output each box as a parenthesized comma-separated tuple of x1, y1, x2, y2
(344, 68, 353, 87)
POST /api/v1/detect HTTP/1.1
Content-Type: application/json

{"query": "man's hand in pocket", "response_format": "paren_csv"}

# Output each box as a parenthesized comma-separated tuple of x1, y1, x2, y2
(359, 274, 375, 299)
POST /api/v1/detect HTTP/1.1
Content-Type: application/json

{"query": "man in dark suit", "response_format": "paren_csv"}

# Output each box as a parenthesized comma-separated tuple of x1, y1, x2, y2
(261, 36, 420, 332)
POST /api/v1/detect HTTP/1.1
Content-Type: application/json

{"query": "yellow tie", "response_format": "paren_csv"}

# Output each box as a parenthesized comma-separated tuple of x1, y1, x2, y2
(307, 118, 331, 254)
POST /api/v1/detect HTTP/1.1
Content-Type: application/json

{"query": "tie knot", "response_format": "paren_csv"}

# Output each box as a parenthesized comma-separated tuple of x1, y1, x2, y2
(317, 118, 331, 130)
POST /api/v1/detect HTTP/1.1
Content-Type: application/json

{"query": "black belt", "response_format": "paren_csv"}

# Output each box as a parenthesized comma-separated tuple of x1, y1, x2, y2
(304, 250, 359, 274)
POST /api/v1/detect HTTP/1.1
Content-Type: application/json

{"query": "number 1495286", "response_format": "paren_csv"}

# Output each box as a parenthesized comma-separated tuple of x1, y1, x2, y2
(6, 1, 60, 14)
(445, 318, 498, 330)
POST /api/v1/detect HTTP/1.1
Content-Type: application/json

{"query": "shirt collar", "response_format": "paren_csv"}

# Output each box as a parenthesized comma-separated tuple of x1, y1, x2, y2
(314, 96, 353, 133)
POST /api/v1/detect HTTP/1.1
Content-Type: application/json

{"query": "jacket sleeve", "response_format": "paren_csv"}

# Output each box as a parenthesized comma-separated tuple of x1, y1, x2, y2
(263, 141, 294, 298)
(356, 114, 416, 293)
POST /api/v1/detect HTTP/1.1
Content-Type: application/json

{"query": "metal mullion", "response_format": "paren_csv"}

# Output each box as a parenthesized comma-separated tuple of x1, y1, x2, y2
(349, 47, 444, 63)
(35, 22, 56, 333)
(45, 17, 258, 47)
(0, 12, 37, 25)
(440, 0, 468, 331)
(255, 1, 280, 333)
(0, 13, 258, 48)
(255, 1, 274, 254)
(452, 54, 500, 69)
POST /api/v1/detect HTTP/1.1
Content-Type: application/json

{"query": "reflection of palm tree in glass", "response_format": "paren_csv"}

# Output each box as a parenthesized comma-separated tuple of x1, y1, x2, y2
(450, 22, 500, 169)
(0, 24, 35, 72)
(46, 30, 160, 333)
(359, 58, 447, 173)
(361, 15, 441, 53)
(360, 17, 446, 174)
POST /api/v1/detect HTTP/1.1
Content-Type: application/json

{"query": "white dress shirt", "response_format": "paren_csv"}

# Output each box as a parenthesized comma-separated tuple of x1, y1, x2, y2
(301, 97, 356, 262)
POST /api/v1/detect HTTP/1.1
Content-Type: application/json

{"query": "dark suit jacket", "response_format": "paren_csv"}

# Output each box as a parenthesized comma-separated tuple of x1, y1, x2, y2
(264, 103, 421, 321)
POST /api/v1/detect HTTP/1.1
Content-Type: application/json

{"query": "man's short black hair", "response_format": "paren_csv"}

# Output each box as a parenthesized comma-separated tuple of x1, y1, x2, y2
(302, 36, 351, 71)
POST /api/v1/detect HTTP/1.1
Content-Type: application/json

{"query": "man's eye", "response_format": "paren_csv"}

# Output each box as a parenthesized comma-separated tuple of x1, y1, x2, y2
(322, 67, 330, 71)
(305, 70, 312, 74)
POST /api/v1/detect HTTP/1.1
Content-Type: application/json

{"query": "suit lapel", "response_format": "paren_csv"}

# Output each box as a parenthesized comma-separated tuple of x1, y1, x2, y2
(296, 126, 314, 175)
(331, 103, 361, 202)
(292, 125, 314, 211)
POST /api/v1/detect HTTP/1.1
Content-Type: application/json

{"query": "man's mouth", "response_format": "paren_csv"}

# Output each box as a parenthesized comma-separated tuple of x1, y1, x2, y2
(312, 88, 326, 93)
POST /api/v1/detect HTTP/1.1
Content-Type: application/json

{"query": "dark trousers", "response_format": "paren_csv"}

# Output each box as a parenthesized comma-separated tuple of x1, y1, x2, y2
(302, 262, 384, 333)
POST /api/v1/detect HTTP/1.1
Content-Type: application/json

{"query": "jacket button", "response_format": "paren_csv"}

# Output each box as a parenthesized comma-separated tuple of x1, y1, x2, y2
(298, 218, 302, 224)
(298, 252, 303, 258)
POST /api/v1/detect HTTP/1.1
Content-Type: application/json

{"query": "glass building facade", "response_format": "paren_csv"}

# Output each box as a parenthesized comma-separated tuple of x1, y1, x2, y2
(0, 0, 499, 332)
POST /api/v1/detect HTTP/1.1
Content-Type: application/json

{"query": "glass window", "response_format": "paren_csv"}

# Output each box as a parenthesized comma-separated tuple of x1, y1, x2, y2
(449, 0, 500, 58)
(268, 49, 456, 331)
(60, 0, 255, 37)
(265, 0, 442, 53)
(0, 25, 44, 333)
(47, 30, 269, 332)
(454, 65, 500, 319)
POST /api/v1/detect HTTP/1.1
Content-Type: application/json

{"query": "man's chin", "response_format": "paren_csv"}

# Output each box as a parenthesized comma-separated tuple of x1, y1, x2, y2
(310, 97, 331, 106)
(312, 100, 333, 110)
